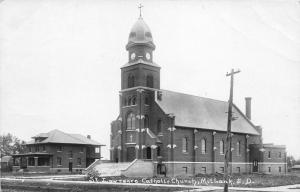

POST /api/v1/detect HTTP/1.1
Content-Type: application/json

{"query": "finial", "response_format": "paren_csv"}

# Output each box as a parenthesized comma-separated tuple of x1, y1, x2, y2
(138, 3, 143, 18)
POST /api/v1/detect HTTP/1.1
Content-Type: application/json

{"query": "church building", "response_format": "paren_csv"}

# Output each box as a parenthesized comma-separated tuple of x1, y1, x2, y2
(110, 14, 286, 176)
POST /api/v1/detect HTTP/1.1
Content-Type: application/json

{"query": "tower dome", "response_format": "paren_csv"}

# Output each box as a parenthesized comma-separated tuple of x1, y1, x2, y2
(126, 17, 155, 50)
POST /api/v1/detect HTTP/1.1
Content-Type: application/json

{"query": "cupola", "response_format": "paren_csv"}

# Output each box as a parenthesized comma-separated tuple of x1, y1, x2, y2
(126, 17, 156, 50)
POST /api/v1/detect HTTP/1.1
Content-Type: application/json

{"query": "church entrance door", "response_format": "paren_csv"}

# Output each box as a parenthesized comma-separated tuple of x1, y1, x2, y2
(146, 147, 151, 159)
(127, 147, 135, 162)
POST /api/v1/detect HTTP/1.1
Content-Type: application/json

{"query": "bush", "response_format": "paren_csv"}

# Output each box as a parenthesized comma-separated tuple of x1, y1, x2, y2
(86, 168, 101, 181)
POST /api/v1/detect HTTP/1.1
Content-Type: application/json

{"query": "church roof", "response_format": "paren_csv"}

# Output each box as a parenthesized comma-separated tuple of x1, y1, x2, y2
(126, 17, 155, 50)
(27, 129, 104, 146)
(156, 90, 260, 135)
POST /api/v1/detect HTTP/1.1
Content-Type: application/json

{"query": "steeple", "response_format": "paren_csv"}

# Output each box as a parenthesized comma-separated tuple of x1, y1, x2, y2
(121, 8, 160, 90)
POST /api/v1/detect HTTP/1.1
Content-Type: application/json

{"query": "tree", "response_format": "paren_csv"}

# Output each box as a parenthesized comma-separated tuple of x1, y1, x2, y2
(0, 133, 26, 157)
(287, 155, 296, 168)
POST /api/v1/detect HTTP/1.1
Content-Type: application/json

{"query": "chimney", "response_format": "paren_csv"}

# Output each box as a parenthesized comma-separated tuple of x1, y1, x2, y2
(245, 97, 252, 120)
(87, 135, 91, 139)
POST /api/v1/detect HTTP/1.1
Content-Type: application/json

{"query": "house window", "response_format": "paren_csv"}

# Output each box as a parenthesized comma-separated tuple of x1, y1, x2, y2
(157, 119, 162, 133)
(77, 158, 81, 165)
(146, 75, 153, 88)
(29, 147, 32, 153)
(131, 96, 136, 105)
(57, 157, 62, 166)
(28, 158, 35, 166)
(220, 167, 224, 173)
(268, 151, 271, 159)
(201, 167, 206, 174)
(35, 146, 39, 152)
(95, 147, 100, 153)
(237, 141, 241, 156)
(279, 152, 282, 158)
(128, 75, 135, 88)
(57, 146, 63, 152)
(201, 139, 206, 154)
(237, 167, 241, 173)
(126, 112, 136, 130)
(128, 97, 132, 106)
(144, 115, 149, 128)
(69, 151, 73, 158)
(279, 167, 281, 172)
(182, 137, 188, 153)
(268, 167, 271, 172)
(220, 140, 224, 155)
(80, 147, 84, 153)
(42, 145, 46, 152)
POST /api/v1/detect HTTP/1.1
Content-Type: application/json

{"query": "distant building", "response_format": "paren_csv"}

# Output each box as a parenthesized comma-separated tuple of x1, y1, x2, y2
(109, 15, 287, 177)
(1, 156, 13, 172)
(12, 129, 104, 173)
(290, 165, 300, 174)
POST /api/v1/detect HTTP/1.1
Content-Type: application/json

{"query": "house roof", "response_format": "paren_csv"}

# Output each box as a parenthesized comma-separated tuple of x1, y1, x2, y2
(292, 165, 300, 169)
(263, 143, 286, 148)
(155, 90, 260, 135)
(27, 129, 105, 146)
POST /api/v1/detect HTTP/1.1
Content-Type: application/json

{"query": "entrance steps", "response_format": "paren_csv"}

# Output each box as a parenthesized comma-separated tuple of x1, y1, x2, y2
(85, 159, 154, 177)
(93, 162, 132, 176)
(85, 160, 132, 176)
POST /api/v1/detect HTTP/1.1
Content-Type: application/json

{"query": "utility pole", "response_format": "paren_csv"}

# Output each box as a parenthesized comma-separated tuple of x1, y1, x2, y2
(224, 69, 240, 192)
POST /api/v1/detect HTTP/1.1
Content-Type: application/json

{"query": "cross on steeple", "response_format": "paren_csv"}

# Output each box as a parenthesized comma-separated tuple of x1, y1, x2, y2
(138, 3, 143, 18)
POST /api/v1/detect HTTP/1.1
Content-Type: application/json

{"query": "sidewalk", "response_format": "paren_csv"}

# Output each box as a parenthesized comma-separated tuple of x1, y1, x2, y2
(2, 177, 300, 192)
(188, 183, 300, 192)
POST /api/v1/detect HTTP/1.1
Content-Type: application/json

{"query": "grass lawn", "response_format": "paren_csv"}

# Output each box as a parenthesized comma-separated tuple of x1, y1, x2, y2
(1, 178, 189, 192)
(194, 173, 300, 187)
(2, 172, 300, 192)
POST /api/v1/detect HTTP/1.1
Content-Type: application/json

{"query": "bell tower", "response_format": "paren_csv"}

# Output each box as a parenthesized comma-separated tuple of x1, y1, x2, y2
(121, 14, 160, 90)
(116, 10, 161, 161)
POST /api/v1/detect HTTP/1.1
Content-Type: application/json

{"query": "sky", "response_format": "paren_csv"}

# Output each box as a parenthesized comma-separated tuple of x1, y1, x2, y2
(0, 0, 299, 160)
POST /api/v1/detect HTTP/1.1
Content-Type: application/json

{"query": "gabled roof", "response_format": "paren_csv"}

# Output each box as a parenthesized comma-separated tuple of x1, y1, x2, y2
(155, 90, 260, 135)
(27, 129, 104, 146)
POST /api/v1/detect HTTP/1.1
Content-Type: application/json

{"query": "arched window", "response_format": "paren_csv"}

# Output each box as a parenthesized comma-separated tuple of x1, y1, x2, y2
(128, 75, 135, 88)
(201, 139, 206, 154)
(146, 75, 153, 88)
(145, 96, 149, 105)
(126, 113, 136, 130)
(182, 137, 188, 153)
(144, 115, 149, 128)
(157, 119, 162, 133)
(237, 141, 241, 156)
(220, 140, 224, 155)
(131, 96, 136, 105)
(157, 146, 161, 156)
